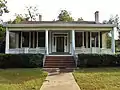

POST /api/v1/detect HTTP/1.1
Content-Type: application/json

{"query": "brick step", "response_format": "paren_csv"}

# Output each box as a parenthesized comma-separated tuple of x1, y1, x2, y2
(44, 66, 75, 68)
(44, 56, 75, 68)
(44, 63, 75, 67)
(45, 62, 75, 64)
(45, 60, 74, 63)
(46, 58, 74, 60)
(46, 56, 73, 59)
(44, 63, 75, 66)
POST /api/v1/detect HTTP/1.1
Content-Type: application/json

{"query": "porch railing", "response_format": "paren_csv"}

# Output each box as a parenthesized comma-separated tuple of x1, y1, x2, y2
(43, 47, 47, 67)
(72, 46, 78, 67)
(9, 47, 45, 54)
(75, 47, 112, 54)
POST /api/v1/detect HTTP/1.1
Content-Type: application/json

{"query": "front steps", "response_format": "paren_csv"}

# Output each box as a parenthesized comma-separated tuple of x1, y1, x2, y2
(44, 56, 76, 68)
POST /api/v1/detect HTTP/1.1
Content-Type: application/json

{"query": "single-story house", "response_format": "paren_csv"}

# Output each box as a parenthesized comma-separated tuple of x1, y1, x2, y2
(5, 11, 116, 67)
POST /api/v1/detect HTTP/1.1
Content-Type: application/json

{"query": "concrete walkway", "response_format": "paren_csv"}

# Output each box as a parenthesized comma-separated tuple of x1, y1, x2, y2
(40, 72, 80, 90)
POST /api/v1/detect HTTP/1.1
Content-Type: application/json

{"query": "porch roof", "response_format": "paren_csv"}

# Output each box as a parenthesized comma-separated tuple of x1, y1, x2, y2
(6, 21, 115, 28)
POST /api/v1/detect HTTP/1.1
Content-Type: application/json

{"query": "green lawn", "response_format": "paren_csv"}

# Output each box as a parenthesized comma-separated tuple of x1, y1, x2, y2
(73, 68, 120, 90)
(0, 68, 47, 90)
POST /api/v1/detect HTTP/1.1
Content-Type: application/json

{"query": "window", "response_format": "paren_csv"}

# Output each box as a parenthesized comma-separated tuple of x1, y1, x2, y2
(88, 32, 90, 48)
(9, 32, 16, 48)
(19, 32, 21, 48)
(84, 32, 86, 48)
(30, 32, 37, 48)
(38, 32, 45, 47)
(100, 32, 102, 48)
(75, 32, 82, 47)
(22, 32, 29, 47)
(91, 32, 99, 47)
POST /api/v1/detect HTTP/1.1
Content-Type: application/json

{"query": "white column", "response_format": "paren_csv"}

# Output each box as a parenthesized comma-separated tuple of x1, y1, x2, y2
(90, 32, 92, 53)
(111, 28, 115, 54)
(49, 31, 51, 53)
(45, 30, 49, 55)
(5, 28, 9, 54)
(72, 30, 75, 55)
(98, 32, 100, 48)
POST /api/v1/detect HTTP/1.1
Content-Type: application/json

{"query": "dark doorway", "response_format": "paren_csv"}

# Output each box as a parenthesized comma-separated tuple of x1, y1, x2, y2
(56, 37, 64, 52)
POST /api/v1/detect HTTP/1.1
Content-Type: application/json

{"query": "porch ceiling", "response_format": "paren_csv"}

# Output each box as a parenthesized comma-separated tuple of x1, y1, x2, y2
(8, 27, 113, 31)
(7, 23, 115, 28)
(7, 23, 115, 31)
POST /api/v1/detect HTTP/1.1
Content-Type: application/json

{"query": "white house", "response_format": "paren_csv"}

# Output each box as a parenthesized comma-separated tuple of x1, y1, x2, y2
(5, 11, 116, 56)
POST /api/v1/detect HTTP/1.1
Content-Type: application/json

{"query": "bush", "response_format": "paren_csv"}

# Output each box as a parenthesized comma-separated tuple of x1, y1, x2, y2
(0, 54, 44, 68)
(77, 54, 120, 67)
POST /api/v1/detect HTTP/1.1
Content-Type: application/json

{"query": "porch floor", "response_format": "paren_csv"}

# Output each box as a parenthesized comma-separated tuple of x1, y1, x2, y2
(49, 52, 71, 55)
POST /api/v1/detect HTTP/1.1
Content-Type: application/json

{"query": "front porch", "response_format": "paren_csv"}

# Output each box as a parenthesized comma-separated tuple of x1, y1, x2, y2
(6, 30, 115, 55)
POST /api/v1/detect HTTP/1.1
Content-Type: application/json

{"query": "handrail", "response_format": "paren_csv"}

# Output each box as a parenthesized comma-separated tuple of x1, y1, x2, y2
(72, 47, 78, 67)
(43, 47, 47, 67)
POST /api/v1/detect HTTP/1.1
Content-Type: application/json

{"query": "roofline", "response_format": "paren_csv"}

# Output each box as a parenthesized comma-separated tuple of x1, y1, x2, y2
(6, 23, 116, 28)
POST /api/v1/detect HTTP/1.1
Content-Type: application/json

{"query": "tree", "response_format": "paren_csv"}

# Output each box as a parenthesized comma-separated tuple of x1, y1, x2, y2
(77, 17, 83, 21)
(103, 15, 120, 39)
(0, 0, 9, 16)
(12, 14, 28, 24)
(57, 10, 74, 22)
(106, 33, 111, 48)
(0, 24, 5, 41)
(25, 6, 39, 21)
(103, 14, 120, 30)
(103, 15, 120, 51)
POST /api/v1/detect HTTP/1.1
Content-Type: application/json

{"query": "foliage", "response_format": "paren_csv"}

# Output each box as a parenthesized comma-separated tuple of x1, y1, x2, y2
(58, 10, 74, 22)
(77, 17, 83, 21)
(73, 68, 120, 90)
(0, 24, 5, 41)
(25, 6, 39, 21)
(103, 15, 119, 25)
(103, 15, 120, 49)
(106, 33, 111, 48)
(103, 15, 120, 39)
(0, 54, 44, 68)
(8, 6, 39, 23)
(0, 69, 47, 90)
(77, 54, 120, 67)
(0, 0, 9, 16)
(12, 14, 28, 24)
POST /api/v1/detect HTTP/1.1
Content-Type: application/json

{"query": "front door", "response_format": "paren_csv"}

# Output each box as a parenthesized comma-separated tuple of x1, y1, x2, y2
(56, 37, 64, 52)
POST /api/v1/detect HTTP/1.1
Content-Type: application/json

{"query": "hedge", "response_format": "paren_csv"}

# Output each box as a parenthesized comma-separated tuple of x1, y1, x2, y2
(0, 54, 44, 68)
(77, 54, 120, 67)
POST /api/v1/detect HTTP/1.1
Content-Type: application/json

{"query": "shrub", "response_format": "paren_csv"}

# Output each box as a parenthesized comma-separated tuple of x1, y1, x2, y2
(77, 54, 120, 67)
(0, 54, 44, 68)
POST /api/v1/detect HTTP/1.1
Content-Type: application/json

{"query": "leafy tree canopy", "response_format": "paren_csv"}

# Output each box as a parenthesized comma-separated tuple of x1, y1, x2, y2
(77, 17, 83, 21)
(12, 14, 28, 24)
(58, 10, 74, 22)
(0, 0, 9, 16)
(0, 25, 5, 41)
(103, 15, 120, 30)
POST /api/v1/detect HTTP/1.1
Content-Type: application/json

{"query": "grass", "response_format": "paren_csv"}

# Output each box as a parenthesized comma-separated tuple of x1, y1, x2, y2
(73, 67, 120, 90)
(0, 68, 47, 90)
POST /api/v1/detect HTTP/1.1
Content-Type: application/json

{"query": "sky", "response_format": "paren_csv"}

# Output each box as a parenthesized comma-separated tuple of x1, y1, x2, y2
(2, 0, 120, 22)
(1, 0, 120, 39)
